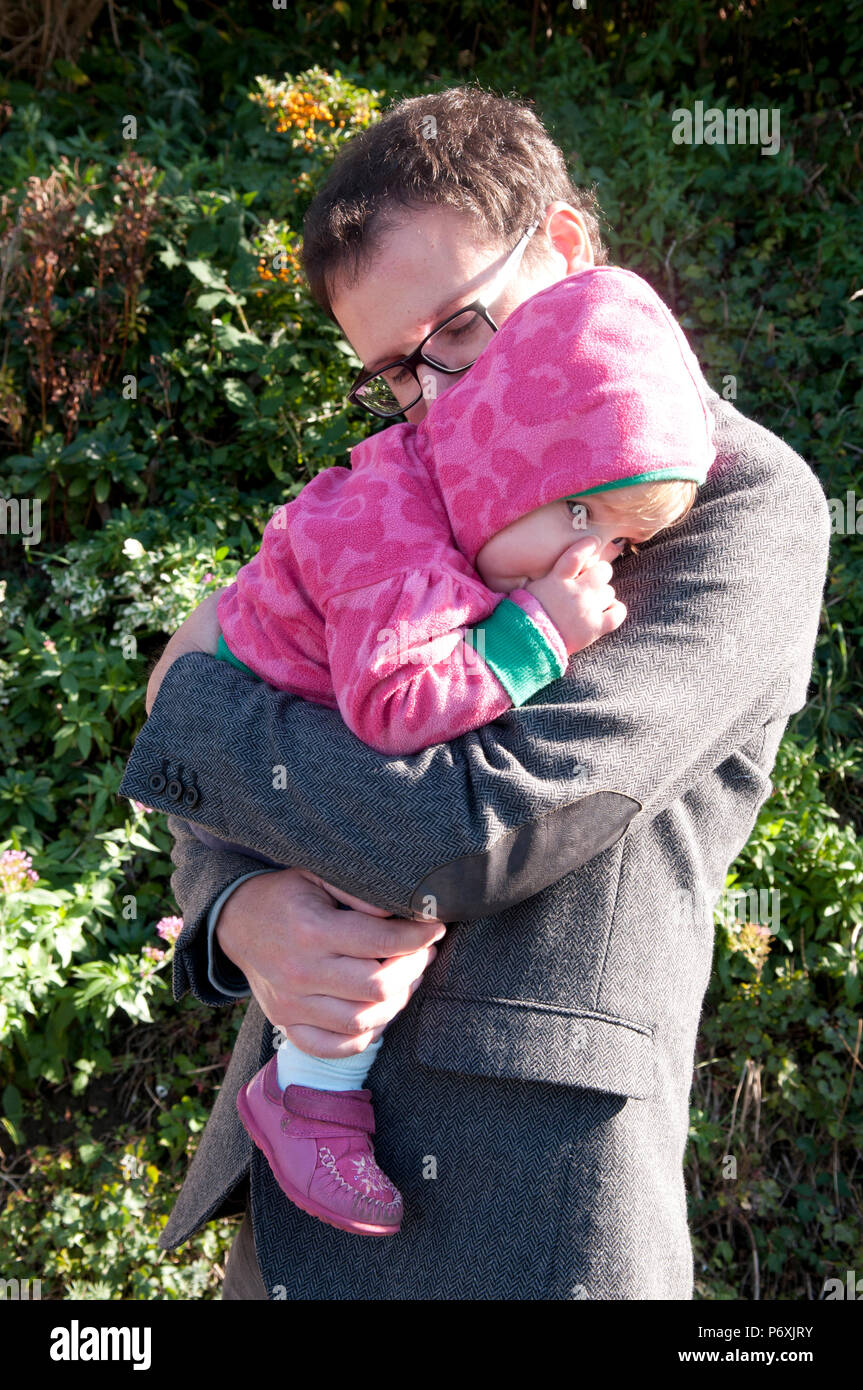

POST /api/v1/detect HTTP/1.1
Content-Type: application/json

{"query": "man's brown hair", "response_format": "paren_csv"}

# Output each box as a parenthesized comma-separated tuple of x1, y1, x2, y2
(301, 85, 608, 320)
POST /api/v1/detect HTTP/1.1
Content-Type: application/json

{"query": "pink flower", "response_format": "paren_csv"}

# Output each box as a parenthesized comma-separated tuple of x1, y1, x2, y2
(201, 572, 215, 584)
(130, 800, 154, 815)
(0, 849, 39, 893)
(155, 915, 183, 945)
(43, 637, 57, 654)
(140, 943, 167, 977)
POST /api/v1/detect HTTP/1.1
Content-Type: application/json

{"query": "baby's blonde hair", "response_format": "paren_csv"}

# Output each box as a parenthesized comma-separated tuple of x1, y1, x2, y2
(580, 478, 698, 530)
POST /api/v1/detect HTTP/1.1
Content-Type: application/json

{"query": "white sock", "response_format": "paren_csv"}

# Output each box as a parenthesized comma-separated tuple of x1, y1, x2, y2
(275, 1034, 384, 1092)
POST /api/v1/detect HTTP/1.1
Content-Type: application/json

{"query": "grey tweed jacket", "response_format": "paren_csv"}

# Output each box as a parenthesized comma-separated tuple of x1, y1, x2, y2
(119, 392, 829, 1299)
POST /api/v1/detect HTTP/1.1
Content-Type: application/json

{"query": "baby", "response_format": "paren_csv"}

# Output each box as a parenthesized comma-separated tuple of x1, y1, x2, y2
(147, 265, 715, 1238)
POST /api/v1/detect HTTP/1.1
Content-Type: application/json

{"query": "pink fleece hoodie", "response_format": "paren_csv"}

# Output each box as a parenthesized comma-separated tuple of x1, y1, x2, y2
(216, 266, 715, 755)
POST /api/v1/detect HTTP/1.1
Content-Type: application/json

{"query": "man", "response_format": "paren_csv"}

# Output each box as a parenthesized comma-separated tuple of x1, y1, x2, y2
(120, 87, 829, 1299)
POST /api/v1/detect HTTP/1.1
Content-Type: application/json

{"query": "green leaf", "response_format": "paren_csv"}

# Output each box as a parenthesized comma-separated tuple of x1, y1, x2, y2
(0, 1115, 24, 1147)
(158, 243, 182, 269)
(213, 322, 263, 354)
(195, 290, 228, 311)
(129, 831, 160, 852)
(53, 59, 90, 86)
(186, 259, 227, 290)
(258, 385, 285, 417)
(223, 378, 256, 413)
(2, 1083, 22, 1121)
(18, 887, 65, 906)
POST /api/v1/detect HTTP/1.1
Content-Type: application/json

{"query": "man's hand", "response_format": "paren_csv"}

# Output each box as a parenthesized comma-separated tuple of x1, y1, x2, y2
(526, 536, 627, 656)
(146, 589, 224, 714)
(216, 867, 446, 1056)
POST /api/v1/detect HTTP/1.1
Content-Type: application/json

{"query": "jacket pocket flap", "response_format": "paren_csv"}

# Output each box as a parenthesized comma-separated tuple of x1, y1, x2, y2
(415, 994, 655, 1099)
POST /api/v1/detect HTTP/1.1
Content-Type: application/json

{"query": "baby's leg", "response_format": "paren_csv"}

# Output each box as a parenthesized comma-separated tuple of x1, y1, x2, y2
(275, 1032, 384, 1091)
(236, 902, 403, 1236)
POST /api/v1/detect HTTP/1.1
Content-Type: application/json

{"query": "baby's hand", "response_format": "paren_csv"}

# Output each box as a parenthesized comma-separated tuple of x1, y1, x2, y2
(145, 589, 224, 714)
(525, 539, 626, 657)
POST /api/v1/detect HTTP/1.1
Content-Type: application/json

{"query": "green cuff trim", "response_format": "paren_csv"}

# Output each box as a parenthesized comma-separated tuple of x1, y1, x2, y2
(464, 598, 565, 708)
(216, 631, 258, 678)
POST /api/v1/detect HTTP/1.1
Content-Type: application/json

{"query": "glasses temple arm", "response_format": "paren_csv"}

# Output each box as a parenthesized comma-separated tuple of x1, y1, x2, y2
(476, 221, 541, 310)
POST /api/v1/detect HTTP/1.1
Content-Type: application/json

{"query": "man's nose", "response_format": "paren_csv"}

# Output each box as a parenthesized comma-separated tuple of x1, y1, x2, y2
(408, 364, 462, 421)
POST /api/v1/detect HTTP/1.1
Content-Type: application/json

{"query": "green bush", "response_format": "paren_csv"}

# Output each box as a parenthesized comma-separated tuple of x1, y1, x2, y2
(0, 1012, 243, 1299)
(690, 738, 863, 1298)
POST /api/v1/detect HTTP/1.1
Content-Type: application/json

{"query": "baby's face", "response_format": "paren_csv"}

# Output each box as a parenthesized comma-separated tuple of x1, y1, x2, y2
(474, 493, 666, 593)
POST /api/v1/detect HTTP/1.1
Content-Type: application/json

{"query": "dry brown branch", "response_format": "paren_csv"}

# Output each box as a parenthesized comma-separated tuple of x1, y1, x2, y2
(0, 0, 110, 85)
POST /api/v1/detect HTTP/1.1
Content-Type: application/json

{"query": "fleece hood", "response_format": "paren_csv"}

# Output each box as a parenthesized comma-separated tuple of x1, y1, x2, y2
(415, 266, 716, 568)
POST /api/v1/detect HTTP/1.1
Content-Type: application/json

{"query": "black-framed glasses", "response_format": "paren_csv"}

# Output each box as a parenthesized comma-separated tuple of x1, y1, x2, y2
(346, 222, 540, 419)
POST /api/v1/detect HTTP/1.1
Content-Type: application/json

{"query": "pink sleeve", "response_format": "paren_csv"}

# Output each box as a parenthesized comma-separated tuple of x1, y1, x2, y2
(216, 511, 334, 705)
(323, 567, 517, 756)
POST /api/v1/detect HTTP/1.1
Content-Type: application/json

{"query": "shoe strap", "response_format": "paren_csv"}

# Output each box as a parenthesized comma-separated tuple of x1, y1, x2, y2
(284, 1085, 375, 1133)
(282, 1116, 373, 1141)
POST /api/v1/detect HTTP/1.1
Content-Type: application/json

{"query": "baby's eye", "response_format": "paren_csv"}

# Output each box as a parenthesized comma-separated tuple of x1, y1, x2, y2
(613, 539, 632, 554)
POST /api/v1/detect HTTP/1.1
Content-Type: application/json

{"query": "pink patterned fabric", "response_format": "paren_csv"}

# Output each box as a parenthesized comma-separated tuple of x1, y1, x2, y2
(218, 267, 715, 756)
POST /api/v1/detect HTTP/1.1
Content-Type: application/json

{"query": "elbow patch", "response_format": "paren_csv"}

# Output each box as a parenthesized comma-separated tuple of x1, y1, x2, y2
(409, 790, 641, 922)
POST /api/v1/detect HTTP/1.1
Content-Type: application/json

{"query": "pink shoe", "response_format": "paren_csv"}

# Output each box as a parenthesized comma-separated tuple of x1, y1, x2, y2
(236, 1057, 403, 1237)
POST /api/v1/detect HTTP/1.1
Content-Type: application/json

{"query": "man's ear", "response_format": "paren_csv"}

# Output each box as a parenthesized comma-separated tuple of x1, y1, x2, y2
(541, 202, 594, 274)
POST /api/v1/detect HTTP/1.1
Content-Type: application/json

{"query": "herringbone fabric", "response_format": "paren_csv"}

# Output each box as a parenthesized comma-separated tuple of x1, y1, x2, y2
(119, 393, 830, 1299)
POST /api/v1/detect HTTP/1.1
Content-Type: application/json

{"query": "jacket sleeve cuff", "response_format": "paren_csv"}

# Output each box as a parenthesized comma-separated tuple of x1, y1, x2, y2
(216, 631, 259, 678)
(464, 595, 567, 707)
(206, 870, 277, 998)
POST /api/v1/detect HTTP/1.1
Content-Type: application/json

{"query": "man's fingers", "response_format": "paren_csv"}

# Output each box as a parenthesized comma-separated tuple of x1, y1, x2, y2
(365, 946, 434, 997)
(282, 1023, 384, 1059)
(313, 942, 438, 1003)
(330, 889, 393, 917)
(290, 875, 443, 948)
(321, 907, 446, 960)
(298, 870, 394, 917)
(270, 946, 435, 1033)
(230, 870, 443, 1055)
(290, 975, 417, 1035)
